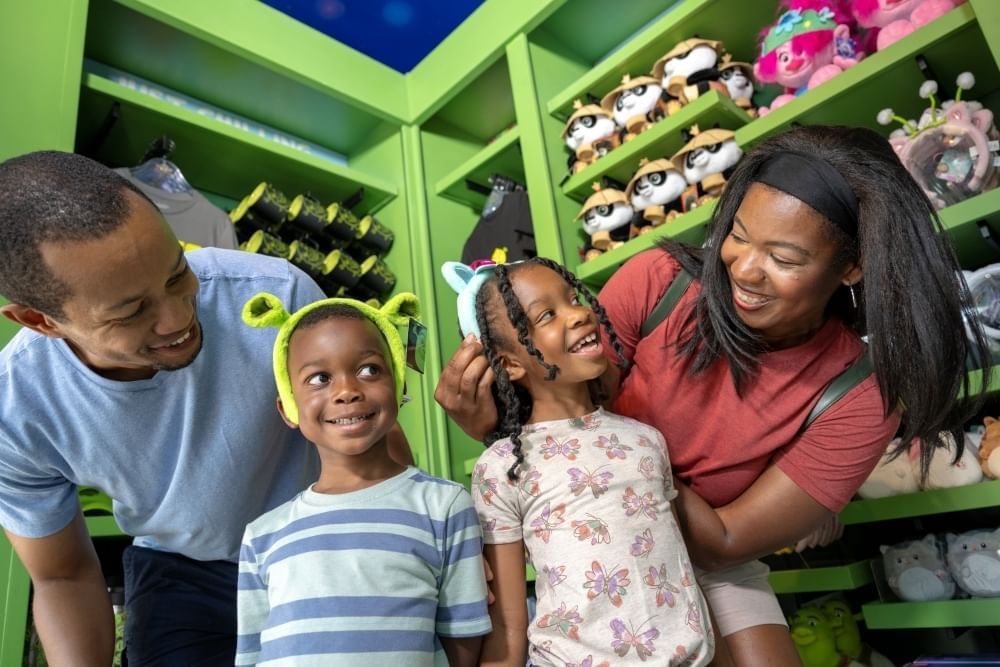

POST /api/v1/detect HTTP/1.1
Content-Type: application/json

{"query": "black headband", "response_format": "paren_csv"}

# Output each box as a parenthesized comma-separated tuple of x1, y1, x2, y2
(752, 150, 859, 238)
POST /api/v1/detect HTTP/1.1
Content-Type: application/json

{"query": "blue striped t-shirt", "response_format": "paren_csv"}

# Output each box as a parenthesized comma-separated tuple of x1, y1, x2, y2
(236, 467, 491, 666)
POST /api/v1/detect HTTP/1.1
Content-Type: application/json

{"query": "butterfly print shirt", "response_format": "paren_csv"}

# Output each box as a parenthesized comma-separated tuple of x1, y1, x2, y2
(473, 408, 713, 666)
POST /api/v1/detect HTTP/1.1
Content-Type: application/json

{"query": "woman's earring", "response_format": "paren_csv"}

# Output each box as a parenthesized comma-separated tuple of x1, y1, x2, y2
(849, 284, 858, 309)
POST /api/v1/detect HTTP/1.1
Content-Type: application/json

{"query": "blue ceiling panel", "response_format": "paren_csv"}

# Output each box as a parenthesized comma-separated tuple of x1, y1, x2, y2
(261, 0, 486, 73)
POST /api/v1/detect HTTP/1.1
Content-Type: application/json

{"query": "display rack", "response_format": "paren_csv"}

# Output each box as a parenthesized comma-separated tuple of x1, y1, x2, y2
(768, 560, 874, 595)
(434, 127, 523, 209)
(839, 480, 1000, 526)
(862, 598, 1000, 630)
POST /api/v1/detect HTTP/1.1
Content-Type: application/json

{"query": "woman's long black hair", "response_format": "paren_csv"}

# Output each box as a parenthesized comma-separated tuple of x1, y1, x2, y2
(659, 124, 992, 480)
(474, 257, 630, 480)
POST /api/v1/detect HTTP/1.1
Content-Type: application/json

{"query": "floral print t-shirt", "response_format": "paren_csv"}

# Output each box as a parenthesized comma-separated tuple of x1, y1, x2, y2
(472, 408, 713, 666)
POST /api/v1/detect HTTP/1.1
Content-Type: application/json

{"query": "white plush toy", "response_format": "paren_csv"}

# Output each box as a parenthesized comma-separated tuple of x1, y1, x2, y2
(562, 100, 620, 175)
(946, 528, 1000, 597)
(858, 431, 982, 499)
(600, 75, 668, 141)
(881, 535, 956, 602)
(626, 157, 687, 229)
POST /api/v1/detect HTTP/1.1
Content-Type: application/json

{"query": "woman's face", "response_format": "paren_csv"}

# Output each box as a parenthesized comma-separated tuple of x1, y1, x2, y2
(719, 183, 861, 348)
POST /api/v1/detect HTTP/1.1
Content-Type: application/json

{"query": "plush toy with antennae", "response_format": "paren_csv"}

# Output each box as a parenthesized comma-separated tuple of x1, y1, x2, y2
(877, 71, 1000, 209)
(575, 183, 636, 262)
(562, 100, 621, 175)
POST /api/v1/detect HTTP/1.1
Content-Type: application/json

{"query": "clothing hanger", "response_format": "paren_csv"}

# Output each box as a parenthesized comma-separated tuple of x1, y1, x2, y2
(129, 136, 193, 194)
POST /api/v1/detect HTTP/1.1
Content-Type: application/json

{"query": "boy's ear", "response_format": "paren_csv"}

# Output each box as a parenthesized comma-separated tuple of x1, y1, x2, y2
(0, 303, 66, 338)
(275, 396, 298, 429)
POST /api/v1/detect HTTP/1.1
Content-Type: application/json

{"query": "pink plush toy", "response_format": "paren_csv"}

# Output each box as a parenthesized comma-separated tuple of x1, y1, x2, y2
(851, 0, 965, 51)
(755, 0, 864, 115)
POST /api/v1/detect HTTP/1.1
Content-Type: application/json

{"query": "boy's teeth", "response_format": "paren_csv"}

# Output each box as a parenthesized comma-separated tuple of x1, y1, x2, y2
(332, 415, 369, 425)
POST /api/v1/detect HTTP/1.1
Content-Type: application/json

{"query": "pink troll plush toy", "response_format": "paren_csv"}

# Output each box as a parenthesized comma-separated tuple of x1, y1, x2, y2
(754, 0, 864, 115)
(850, 0, 965, 51)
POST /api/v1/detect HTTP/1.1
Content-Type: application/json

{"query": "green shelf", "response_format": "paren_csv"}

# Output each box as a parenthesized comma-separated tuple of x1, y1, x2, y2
(561, 92, 751, 203)
(546, 0, 778, 120)
(434, 127, 523, 209)
(768, 560, 873, 595)
(839, 480, 1000, 525)
(85, 515, 124, 538)
(575, 200, 716, 288)
(77, 72, 397, 214)
(862, 597, 1000, 629)
(735, 4, 995, 150)
(939, 187, 1000, 269)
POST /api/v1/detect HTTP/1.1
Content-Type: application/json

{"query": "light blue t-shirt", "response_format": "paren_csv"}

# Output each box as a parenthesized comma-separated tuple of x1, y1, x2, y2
(0, 248, 324, 561)
(236, 467, 492, 666)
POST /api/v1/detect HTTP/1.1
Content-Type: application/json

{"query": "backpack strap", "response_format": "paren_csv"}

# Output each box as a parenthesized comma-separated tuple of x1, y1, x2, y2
(801, 349, 874, 431)
(640, 269, 693, 338)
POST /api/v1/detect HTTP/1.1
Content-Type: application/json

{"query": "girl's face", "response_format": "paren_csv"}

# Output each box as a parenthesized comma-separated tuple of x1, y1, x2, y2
(494, 264, 608, 388)
(719, 183, 861, 348)
(282, 317, 398, 463)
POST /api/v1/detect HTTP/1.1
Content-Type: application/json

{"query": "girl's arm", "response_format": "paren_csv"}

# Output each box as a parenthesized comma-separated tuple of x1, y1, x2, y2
(480, 542, 529, 667)
(672, 465, 833, 572)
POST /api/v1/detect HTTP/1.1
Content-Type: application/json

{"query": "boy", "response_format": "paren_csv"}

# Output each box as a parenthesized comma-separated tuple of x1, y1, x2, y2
(237, 291, 491, 666)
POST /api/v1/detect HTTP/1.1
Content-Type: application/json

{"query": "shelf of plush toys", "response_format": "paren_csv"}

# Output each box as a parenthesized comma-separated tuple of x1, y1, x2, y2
(561, 92, 753, 202)
(545, 0, 777, 120)
(840, 480, 1000, 525)
(769, 559, 875, 595)
(77, 65, 398, 214)
(434, 126, 523, 210)
(558, 1, 1000, 287)
(862, 597, 1000, 629)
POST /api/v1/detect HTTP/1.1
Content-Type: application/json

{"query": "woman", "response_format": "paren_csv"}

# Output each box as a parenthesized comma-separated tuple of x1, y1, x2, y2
(435, 125, 991, 665)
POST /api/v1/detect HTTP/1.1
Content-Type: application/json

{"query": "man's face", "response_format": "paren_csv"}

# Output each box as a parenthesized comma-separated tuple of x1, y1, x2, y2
(39, 192, 202, 380)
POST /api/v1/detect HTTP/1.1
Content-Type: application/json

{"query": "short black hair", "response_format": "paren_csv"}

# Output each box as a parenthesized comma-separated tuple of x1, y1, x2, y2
(0, 150, 157, 318)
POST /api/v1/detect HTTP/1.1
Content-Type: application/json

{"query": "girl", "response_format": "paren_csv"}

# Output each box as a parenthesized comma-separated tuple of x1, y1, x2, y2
(445, 257, 713, 667)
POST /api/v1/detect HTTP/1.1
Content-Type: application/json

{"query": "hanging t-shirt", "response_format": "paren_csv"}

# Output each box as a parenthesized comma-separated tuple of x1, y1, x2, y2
(116, 169, 238, 250)
(461, 189, 536, 265)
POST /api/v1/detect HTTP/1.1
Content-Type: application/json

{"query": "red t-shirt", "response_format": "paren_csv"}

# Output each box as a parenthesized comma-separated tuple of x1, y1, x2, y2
(599, 249, 899, 512)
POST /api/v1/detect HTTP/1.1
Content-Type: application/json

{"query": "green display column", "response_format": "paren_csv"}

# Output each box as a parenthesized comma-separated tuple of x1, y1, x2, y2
(0, 0, 88, 159)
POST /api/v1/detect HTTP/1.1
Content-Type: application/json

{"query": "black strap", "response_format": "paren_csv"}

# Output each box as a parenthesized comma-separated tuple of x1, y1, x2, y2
(801, 349, 874, 431)
(640, 270, 693, 337)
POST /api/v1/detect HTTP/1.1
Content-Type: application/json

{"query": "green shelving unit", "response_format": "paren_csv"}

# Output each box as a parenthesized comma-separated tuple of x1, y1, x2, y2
(561, 92, 752, 202)
(839, 480, 1000, 525)
(434, 127, 523, 209)
(575, 200, 716, 287)
(862, 598, 1000, 629)
(85, 516, 124, 539)
(768, 560, 874, 595)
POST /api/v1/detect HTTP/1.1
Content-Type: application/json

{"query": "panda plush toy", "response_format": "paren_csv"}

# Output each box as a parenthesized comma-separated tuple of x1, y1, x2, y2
(561, 100, 621, 175)
(600, 74, 669, 142)
(718, 55, 757, 118)
(671, 127, 743, 211)
(575, 184, 635, 262)
(653, 38, 729, 107)
(626, 157, 688, 229)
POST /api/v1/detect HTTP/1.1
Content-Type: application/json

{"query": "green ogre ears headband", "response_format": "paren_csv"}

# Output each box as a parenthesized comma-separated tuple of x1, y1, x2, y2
(242, 291, 420, 425)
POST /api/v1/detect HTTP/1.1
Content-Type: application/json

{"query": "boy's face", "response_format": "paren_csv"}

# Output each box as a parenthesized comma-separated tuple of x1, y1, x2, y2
(283, 316, 398, 460)
(36, 192, 202, 381)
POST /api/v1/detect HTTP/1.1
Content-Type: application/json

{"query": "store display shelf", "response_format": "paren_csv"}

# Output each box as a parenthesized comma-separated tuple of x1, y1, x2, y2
(735, 4, 990, 149)
(561, 92, 751, 202)
(862, 597, 1000, 629)
(839, 480, 1000, 526)
(85, 515, 124, 539)
(434, 127, 523, 209)
(963, 366, 1000, 397)
(939, 187, 1000, 269)
(77, 73, 397, 214)
(575, 201, 716, 288)
(768, 560, 873, 595)
(545, 0, 777, 120)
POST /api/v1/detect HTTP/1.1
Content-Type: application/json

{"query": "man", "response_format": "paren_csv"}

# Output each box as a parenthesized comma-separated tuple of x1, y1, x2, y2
(0, 151, 410, 664)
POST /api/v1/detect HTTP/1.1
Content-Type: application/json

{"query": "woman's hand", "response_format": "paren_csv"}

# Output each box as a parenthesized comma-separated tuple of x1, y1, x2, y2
(434, 335, 497, 442)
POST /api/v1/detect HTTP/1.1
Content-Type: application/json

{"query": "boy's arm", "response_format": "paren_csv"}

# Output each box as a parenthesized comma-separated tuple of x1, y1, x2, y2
(6, 511, 114, 665)
(479, 542, 529, 667)
(441, 636, 484, 667)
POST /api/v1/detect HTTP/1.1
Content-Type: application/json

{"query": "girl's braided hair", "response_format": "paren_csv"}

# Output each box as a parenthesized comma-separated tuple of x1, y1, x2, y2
(474, 257, 630, 480)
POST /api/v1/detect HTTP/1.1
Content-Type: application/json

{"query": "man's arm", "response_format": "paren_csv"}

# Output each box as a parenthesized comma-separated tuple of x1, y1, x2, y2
(6, 510, 114, 665)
